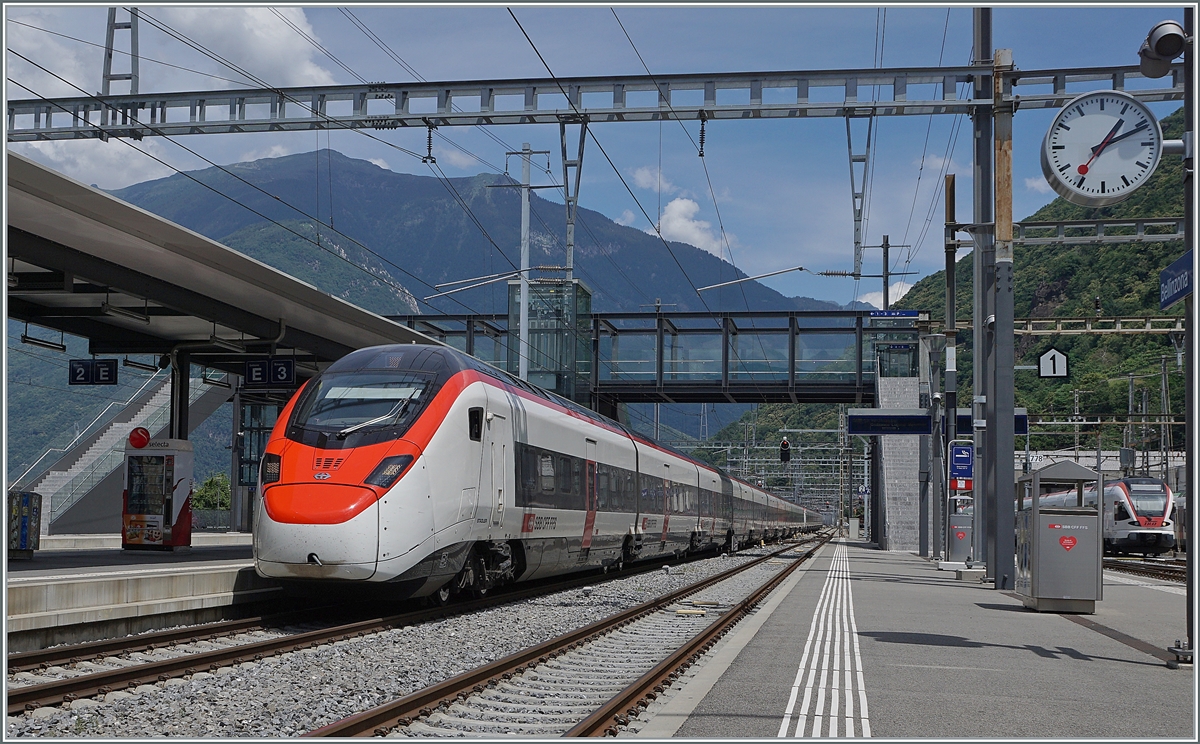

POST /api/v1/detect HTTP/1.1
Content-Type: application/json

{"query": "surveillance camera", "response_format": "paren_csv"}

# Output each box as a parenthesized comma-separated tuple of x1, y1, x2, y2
(1139, 20, 1187, 78)
(932, 392, 944, 403)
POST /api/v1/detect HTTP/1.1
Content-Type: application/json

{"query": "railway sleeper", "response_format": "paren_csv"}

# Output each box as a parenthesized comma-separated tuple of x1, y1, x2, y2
(442, 701, 594, 724)
(417, 712, 576, 735)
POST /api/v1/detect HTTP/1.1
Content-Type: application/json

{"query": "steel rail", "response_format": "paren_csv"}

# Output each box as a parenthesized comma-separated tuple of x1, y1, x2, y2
(566, 536, 828, 737)
(303, 533, 830, 737)
(1104, 558, 1186, 583)
(7, 606, 327, 673)
(5, 542, 786, 715)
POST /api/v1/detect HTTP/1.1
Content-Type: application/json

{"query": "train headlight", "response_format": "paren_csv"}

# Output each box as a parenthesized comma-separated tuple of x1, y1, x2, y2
(261, 453, 282, 485)
(365, 455, 415, 489)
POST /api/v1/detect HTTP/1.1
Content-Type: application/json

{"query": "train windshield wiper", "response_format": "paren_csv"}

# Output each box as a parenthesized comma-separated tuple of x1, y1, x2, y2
(335, 396, 414, 439)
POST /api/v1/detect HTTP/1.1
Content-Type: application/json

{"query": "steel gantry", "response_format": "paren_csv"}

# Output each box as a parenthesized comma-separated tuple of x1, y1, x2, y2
(6, 63, 1183, 141)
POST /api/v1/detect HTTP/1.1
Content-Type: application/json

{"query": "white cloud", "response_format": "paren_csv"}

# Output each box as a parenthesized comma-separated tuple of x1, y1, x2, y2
(237, 144, 294, 163)
(368, 158, 392, 171)
(615, 209, 638, 227)
(435, 147, 480, 170)
(858, 281, 914, 310)
(631, 166, 677, 194)
(12, 140, 176, 190)
(156, 8, 337, 88)
(653, 198, 734, 257)
(1024, 176, 1053, 194)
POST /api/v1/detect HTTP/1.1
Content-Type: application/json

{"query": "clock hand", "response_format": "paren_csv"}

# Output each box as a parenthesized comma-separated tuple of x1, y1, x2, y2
(1092, 121, 1150, 152)
(1077, 119, 1124, 175)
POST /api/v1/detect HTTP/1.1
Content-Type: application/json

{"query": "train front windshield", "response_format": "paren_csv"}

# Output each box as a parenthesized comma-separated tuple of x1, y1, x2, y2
(1126, 481, 1169, 518)
(288, 371, 433, 447)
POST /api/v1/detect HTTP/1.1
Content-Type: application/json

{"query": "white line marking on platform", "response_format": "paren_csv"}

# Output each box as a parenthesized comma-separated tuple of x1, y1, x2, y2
(778, 539, 870, 738)
(1103, 571, 1186, 595)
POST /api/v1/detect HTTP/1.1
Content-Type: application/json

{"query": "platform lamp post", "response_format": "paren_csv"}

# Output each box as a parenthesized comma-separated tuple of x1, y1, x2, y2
(1138, 13, 1192, 668)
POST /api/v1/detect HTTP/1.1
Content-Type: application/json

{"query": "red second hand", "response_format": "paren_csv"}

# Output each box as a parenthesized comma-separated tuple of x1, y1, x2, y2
(1077, 121, 1123, 175)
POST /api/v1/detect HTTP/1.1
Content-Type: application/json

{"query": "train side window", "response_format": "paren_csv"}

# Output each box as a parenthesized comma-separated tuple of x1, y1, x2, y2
(540, 454, 555, 493)
(1114, 500, 1132, 521)
(468, 408, 483, 441)
(557, 456, 573, 495)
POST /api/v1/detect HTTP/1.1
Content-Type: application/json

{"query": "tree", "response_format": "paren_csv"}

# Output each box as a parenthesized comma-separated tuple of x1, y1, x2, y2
(193, 472, 231, 511)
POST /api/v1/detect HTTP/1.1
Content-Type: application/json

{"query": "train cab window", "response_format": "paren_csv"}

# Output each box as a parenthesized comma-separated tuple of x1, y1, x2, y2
(1114, 500, 1132, 521)
(468, 408, 483, 441)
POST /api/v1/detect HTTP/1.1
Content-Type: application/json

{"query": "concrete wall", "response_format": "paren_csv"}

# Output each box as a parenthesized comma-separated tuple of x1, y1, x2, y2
(877, 377, 920, 551)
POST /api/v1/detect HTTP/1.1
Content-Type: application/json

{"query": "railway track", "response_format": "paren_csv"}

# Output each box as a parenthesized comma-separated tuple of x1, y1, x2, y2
(305, 533, 832, 737)
(6, 535, 823, 717)
(1104, 557, 1187, 583)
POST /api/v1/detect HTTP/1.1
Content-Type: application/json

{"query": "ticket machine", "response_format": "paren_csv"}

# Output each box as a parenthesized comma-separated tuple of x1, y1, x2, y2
(122, 427, 193, 550)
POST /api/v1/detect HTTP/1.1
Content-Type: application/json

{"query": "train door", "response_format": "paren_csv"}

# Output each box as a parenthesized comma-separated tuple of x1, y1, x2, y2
(582, 440, 598, 550)
(481, 398, 510, 529)
(660, 464, 671, 547)
(491, 436, 507, 527)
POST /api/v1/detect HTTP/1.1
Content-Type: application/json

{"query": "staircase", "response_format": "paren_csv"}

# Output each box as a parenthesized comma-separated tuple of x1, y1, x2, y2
(31, 384, 173, 505)
(19, 375, 231, 534)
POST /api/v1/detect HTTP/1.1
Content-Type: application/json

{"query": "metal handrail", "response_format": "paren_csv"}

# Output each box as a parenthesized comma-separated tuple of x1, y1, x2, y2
(9, 369, 167, 489)
(47, 378, 212, 523)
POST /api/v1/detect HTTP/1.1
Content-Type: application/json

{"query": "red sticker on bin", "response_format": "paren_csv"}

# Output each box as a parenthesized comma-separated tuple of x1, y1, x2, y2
(956, 531, 966, 540)
(1059, 536, 1077, 551)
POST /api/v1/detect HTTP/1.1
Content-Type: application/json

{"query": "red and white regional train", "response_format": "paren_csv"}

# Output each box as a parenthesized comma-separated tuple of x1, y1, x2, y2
(254, 344, 820, 600)
(1023, 476, 1176, 556)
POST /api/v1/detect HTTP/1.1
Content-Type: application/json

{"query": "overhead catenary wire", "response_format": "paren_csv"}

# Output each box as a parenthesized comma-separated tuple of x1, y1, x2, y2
(509, 8, 774, 403)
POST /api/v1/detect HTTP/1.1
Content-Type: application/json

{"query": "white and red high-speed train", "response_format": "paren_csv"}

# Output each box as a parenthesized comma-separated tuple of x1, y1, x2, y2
(1023, 476, 1176, 556)
(253, 344, 819, 600)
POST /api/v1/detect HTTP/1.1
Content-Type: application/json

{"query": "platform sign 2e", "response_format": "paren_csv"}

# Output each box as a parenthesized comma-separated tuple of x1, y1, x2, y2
(69, 359, 118, 385)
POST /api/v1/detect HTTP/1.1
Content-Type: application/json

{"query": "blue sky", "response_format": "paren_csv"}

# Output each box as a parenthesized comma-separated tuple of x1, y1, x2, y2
(5, 4, 1186, 309)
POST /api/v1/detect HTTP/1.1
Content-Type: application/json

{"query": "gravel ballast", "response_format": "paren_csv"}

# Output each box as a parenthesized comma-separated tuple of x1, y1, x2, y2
(6, 550, 781, 738)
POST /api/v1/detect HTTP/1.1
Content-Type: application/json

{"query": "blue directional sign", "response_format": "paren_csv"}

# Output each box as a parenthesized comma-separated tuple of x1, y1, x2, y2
(847, 409, 931, 435)
(950, 445, 974, 479)
(1160, 249, 1193, 310)
(949, 409, 1028, 436)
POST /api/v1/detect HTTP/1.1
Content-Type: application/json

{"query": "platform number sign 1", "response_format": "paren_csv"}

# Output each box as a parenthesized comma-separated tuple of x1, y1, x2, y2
(1038, 348, 1069, 379)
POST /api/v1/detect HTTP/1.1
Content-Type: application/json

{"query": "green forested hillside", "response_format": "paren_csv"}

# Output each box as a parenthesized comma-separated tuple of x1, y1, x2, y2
(706, 107, 1188, 456)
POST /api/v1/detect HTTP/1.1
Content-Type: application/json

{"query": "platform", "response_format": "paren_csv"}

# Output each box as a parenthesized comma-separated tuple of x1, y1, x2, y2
(632, 539, 1193, 739)
(5, 536, 276, 652)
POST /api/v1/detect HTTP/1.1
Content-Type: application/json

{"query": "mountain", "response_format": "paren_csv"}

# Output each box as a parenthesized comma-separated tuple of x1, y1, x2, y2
(110, 150, 850, 316)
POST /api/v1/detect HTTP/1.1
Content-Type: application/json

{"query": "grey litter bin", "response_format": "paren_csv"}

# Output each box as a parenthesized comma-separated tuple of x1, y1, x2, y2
(7, 491, 42, 560)
(948, 513, 973, 562)
(1014, 463, 1102, 614)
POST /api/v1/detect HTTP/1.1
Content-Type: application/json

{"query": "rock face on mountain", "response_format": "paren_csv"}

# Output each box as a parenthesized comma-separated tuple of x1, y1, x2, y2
(111, 149, 851, 315)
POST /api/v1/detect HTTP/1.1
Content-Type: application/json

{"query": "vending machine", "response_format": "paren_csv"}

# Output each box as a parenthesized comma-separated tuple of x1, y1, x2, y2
(122, 427, 193, 551)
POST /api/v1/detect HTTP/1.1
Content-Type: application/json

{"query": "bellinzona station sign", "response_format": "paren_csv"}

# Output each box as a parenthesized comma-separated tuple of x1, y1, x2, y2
(1160, 249, 1192, 311)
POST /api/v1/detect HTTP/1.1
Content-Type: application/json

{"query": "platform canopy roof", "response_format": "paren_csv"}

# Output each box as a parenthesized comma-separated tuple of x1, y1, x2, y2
(6, 152, 435, 382)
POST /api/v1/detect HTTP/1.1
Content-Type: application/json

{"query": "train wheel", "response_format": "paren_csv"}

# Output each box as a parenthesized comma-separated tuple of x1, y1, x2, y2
(434, 583, 453, 606)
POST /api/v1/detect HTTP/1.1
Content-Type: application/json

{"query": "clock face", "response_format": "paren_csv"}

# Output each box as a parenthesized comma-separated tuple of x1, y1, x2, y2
(1040, 90, 1163, 208)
